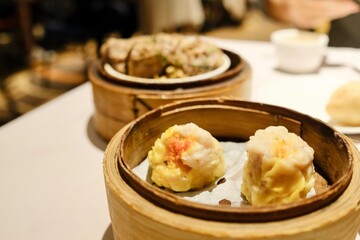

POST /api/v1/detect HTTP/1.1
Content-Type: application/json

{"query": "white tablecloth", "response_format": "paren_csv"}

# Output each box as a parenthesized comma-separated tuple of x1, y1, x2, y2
(0, 38, 359, 239)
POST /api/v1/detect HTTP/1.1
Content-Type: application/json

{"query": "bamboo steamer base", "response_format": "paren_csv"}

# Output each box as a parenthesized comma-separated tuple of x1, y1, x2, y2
(104, 99, 360, 240)
(90, 59, 252, 141)
(93, 111, 128, 141)
(104, 128, 360, 240)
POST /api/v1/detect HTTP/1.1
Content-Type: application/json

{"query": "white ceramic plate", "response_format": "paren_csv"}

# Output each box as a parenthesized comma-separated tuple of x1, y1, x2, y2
(103, 53, 231, 85)
(329, 122, 360, 135)
(252, 77, 360, 135)
(353, 61, 360, 73)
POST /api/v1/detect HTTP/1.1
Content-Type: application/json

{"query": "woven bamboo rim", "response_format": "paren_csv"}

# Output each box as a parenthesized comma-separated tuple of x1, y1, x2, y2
(104, 98, 360, 239)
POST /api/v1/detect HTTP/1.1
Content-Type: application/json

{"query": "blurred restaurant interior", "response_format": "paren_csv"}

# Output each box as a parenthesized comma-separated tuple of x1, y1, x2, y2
(1, 1, 360, 239)
(0, 0, 296, 126)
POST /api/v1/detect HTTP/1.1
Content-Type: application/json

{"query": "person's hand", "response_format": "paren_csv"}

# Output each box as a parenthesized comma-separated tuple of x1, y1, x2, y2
(268, 0, 360, 29)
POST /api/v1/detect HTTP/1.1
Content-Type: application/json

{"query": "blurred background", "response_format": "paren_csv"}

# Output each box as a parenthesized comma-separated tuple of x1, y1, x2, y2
(0, 0, 304, 126)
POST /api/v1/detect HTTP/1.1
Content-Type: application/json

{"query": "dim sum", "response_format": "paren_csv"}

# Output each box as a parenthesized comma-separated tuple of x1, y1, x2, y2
(242, 126, 315, 206)
(147, 123, 225, 192)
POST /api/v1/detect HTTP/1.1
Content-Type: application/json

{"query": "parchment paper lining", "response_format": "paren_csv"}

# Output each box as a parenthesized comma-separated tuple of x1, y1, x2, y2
(133, 142, 315, 206)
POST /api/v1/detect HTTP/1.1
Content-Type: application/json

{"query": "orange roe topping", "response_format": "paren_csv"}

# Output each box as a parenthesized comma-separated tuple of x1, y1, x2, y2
(165, 134, 192, 171)
(274, 138, 288, 158)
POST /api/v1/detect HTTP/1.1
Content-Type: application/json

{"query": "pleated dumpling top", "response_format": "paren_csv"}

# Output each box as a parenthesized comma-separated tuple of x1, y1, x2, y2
(242, 126, 315, 206)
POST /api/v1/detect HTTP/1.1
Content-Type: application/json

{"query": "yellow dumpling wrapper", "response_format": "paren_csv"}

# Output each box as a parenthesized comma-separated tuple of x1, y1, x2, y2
(242, 126, 315, 206)
(147, 123, 225, 192)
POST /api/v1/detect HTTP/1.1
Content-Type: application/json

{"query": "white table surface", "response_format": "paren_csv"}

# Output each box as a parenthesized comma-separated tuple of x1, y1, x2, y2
(1, 38, 359, 240)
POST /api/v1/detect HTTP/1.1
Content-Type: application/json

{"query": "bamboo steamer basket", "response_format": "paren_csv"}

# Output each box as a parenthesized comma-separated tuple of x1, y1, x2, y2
(90, 50, 252, 141)
(5, 70, 67, 114)
(103, 98, 360, 240)
(32, 51, 87, 89)
(31, 41, 97, 89)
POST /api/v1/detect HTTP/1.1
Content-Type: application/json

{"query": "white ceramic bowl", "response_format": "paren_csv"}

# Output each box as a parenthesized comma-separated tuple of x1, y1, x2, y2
(271, 29, 329, 73)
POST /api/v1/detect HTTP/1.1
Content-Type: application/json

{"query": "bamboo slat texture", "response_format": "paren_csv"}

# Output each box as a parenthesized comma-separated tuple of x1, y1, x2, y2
(103, 98, 360, 240)
(90, 50, 252, 141)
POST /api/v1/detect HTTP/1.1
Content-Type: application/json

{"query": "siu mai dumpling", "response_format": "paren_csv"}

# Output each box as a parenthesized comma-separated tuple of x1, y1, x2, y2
(242, 126, 315, 206)
(147, 123, 225, 192)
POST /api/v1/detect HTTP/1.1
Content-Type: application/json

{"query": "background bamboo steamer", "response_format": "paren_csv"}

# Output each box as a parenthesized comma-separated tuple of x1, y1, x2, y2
(103, 98, 360, 240)
(32, 51, 87, 89)
(31, 41, 97, 89)
(3, 44, 95, 115)
(4, 70, 67, 114)
(90, 50, 252, 141)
